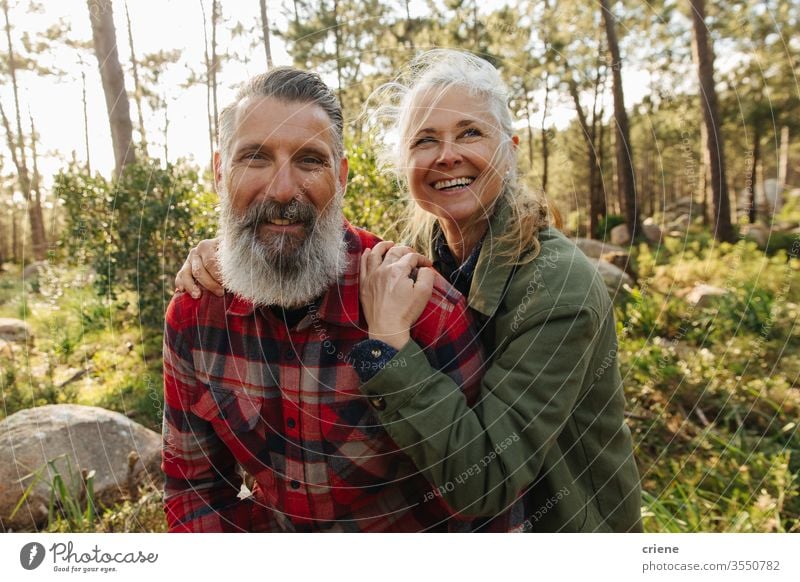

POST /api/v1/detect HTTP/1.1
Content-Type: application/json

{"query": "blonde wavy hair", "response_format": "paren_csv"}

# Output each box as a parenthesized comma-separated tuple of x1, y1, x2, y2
(366, 49, 552, 264)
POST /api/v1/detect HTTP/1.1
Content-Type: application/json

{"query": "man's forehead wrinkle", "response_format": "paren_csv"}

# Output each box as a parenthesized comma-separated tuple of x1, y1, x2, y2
(232, 97, 337, 153)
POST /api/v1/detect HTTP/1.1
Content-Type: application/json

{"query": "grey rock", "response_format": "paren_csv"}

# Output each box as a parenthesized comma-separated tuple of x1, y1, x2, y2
(21, 261, 46, 283)
(573, 238, 627, 259)
(0, 318, 33, 346)
(588, 258, 634, 299)
(0, 404, 162, 531)
(609, 223, 662, 245)
(741, 223, 770, 247)
(610, 224, 631, 246)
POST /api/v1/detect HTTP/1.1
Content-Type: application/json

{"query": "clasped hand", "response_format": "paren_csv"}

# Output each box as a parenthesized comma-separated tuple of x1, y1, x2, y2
(359, 241, 435, 351)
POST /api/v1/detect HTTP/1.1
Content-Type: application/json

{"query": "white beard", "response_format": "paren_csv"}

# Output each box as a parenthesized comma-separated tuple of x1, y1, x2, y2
(218, 196, 349, 308)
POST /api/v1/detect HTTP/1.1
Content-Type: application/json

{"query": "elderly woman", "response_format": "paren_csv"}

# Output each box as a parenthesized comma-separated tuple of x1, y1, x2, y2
(176, 50, 642, 532)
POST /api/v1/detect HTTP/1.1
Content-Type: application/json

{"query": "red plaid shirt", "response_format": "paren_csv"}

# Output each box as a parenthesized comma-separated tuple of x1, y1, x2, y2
(162, 223, 484, 532)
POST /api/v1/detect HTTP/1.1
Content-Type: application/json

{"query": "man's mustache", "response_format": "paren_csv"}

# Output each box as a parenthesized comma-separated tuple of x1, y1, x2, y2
(235, 198, 318, 232)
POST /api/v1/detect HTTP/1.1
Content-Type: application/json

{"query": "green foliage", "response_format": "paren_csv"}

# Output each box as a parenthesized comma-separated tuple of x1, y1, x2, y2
(763, 231, 800, 256)
(55, 160, 218, 328)
(343, 139, 404, 238)
(596, 214, 625, 240)
(11, 456, 98, 533)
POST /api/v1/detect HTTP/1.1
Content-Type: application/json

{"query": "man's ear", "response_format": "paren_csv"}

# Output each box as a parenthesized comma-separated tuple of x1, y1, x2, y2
(213, 151, 223, 191)
(337, 157, 349, 195)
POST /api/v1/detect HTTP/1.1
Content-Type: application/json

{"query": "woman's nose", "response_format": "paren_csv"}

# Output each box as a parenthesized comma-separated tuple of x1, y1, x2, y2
(435, 140, 462, 167)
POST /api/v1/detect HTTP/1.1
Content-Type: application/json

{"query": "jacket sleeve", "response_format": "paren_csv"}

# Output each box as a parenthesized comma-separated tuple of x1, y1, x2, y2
(357, 300, 601, 518)
(161, 297, 255, 532)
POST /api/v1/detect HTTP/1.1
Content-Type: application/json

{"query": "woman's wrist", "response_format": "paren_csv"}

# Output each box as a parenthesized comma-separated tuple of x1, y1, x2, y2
(368, 331, 410, 351)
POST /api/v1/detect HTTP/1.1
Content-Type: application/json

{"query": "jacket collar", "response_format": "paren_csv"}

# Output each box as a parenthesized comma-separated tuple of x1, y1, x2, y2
(224, 221, 363, 328)
(467, 199, 518, 318)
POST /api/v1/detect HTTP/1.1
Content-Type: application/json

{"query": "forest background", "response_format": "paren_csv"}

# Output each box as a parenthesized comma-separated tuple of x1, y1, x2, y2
(0, 0, 798, 533)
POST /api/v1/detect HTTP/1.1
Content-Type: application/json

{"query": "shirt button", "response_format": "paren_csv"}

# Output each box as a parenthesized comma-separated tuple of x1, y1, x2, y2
(290, 480, 300, 490)
(287, 418, 296, 429)
(368, 396, 386, 411)
(370, 347, 382, 358)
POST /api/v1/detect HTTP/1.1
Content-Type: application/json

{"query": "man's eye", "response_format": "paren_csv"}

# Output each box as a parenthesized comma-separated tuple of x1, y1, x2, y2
(300, 156, 324, 165)
(241, 151, 265, 161)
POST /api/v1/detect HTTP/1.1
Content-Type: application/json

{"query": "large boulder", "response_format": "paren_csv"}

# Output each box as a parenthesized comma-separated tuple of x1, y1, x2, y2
(741, 223, 770, 247)
(588, 258, 633, 299)
(0, 405, 162, 531)
(21, 261, 47, 284)
(609, 222, 662, 245)
(0, 318, 33, 346)
(573, 238, 627, 260)
(610, 224, 631, 246)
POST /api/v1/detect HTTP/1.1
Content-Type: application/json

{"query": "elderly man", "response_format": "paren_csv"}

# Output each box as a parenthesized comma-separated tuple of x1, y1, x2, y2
(162, 68, 483, 532)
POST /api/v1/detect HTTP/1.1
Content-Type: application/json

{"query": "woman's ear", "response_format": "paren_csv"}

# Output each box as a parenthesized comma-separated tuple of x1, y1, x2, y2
(511, 135, 520, 149)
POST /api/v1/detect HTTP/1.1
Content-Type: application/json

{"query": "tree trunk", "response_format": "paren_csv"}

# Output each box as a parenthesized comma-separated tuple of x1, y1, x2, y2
(565, 74, 602, 238)
(332, 0, 343, 94)
(690, 0, 734, 242)
(523, 89, 534, 168)
(592, 65, 607, 221)
(211, 0, 220, 141)
(699, 121, 709, 225)
(778, 125, 789, 189)
(200, 0, 214, 162)
(599, 0, 641, 242)
(541, 72, 550, 194)
(29, 113, 56, 245)
(746, 125, 759, 223)
(124, 1, 148, 156)
(2, 2, 46, 259)
(259, 0, 274, 69)
(87, 0, 136, 176)
(81, 67, 92, 173)
(164, 98, 170, 164)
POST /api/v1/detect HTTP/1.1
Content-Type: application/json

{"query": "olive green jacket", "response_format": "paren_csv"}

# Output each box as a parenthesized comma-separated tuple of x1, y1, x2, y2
(359, 206, 643, 532)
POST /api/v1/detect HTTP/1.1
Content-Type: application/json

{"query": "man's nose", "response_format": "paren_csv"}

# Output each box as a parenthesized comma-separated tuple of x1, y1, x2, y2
(435, 139, 462, 168)
(265, 161, 297, 205)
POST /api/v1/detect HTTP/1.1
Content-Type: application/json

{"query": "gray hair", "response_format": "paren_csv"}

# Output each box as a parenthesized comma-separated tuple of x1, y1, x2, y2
(367, 49, 550, 263)
(218, 67, 345, 168)
(369, 49, 516, 178)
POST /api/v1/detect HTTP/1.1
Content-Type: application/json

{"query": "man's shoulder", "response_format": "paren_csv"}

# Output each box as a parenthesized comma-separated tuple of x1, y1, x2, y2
(346, 222, 383, 250)
(410, 273, 469, 348)
(165, 291, 230, 331)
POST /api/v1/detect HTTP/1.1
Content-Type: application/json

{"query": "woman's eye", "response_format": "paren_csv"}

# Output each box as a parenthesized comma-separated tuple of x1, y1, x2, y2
(461, 127, 482, 138)
(412, 136, 436, 148)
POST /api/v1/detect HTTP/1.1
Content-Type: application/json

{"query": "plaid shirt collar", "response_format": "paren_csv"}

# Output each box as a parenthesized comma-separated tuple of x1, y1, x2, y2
(224, 221, 362, 328)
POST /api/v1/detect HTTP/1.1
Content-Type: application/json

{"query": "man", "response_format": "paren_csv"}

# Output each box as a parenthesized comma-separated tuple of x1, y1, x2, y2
(162, 68, 483, 532)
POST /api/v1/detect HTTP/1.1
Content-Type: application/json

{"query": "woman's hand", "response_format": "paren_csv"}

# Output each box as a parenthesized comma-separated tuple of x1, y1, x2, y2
(359, 241, 435, 350)
(174, 237, 224, 298)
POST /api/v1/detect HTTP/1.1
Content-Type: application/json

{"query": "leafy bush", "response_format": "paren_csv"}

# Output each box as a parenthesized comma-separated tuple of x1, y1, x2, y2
(343, 139, 404, 238)
(55, 160, 218, 328)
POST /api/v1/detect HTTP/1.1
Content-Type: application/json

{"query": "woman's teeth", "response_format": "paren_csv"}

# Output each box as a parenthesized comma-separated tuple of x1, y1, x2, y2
(433, 177, 475, 190)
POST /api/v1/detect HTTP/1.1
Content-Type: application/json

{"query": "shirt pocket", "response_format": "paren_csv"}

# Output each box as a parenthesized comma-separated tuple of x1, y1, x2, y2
(194, 382, 262, 433)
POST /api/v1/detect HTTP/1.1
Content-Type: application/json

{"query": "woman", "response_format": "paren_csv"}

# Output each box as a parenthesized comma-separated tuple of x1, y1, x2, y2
(176, 50, 642, 532)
